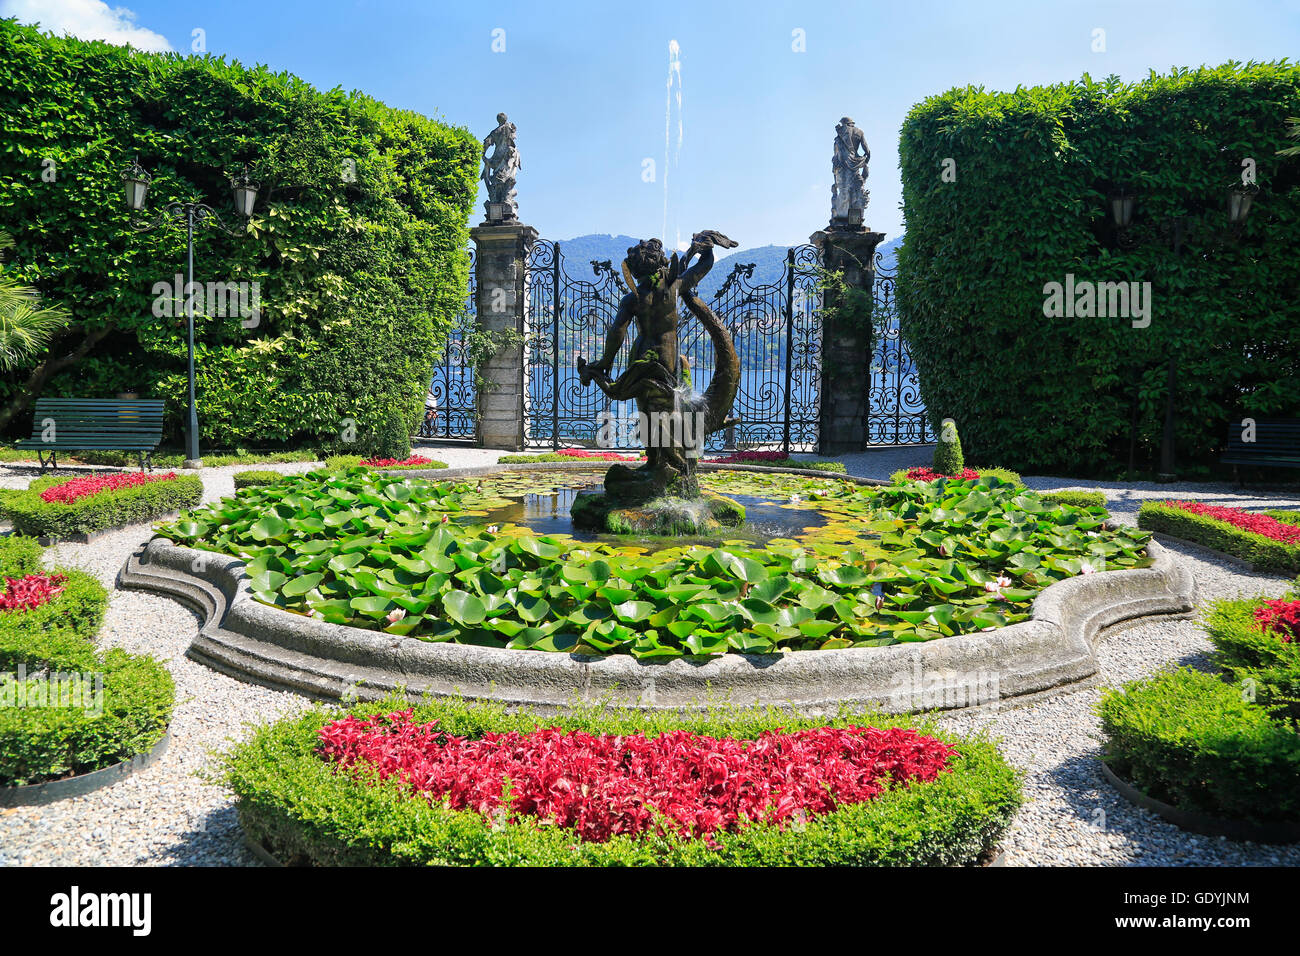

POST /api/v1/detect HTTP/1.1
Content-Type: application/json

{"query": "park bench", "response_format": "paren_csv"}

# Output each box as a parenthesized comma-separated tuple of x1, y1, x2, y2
(14, 398, 165, 473)
(1221, 418, 1300, 484)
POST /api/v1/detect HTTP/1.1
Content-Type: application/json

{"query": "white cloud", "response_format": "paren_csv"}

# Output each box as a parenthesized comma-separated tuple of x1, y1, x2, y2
(1, 0, 172, 52)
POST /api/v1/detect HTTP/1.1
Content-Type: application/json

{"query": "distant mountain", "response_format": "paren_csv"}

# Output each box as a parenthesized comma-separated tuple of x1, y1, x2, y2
(550, 232, 904, 303)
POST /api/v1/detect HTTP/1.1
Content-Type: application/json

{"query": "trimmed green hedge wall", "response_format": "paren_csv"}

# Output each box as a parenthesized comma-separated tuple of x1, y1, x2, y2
(223, 697, 1022, 867)
(0, 19, 479, 458)
(4, 473, 203, 538)
(898, 64, 1300, 476)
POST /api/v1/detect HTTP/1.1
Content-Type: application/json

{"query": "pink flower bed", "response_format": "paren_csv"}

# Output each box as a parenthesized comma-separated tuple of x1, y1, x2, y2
(360, 455, 435, 468)
(38, 471, 179, 505)
(555, 448, 640, 461)
(0, 572, 67, 612)
(1161, 500, 1300, 546)
(709, 450, 788, 465)
(1255, 599, 1300, 643)
(905, 466, 981, 483)
(317, 710, 955, 844)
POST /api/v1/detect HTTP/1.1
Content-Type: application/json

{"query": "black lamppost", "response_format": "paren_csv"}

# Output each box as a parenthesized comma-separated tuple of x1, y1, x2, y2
(121, 160, 259, 466)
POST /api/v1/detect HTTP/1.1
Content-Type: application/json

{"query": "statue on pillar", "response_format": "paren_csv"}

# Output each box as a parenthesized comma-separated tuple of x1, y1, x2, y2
(830, 116, 870, 229)
(481, 112, 520, 222)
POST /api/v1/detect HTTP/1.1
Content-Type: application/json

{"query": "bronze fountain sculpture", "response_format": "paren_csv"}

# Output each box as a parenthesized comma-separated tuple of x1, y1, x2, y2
(572, 229, 744, 533)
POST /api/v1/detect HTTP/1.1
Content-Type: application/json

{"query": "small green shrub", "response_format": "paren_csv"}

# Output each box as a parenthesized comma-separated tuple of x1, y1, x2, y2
(1203, 594, 1300, 723)
(324, 455, 363, 471)
(1098, 667, 1300, 824)
(888, 466, 1023, 489)
(0, 535, 44, 576)
(233, 470, 286, 490)
(1266, 510, 1300, 528)
(76, 449, 322, 469)
(4, 474, 203, 538)
(1137, 502, 1300, 573)
(0, 567, 106, 672)
(1040, 490, 1108, 511)
(0, 541, 173, 787)
(0, 649, 174, 786)
(932, 421, 964, 475)
(222, 696, 1023, 867)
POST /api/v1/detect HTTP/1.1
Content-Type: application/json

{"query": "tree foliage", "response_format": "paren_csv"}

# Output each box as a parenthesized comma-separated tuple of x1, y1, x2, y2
(0, 19, 479, 455)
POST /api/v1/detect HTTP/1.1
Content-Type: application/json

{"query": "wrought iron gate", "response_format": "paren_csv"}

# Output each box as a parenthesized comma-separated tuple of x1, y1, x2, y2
(434, 239, 933, 450)
(868, 252, 933, 445)
(423, 247, 477, 440)
(522, 241, 824, 452)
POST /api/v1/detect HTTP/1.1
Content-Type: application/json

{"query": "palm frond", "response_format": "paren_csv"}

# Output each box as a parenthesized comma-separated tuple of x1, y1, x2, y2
(0, 230, 70, 371)
(1279, 117, 1300, 158)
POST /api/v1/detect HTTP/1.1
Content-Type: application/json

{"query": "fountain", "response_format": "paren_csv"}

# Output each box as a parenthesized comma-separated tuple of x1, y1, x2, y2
(572, 230, 746, 535)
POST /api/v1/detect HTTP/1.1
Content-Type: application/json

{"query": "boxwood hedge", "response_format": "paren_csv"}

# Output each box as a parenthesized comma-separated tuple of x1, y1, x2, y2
(1039, 490, 1108, 512)
(233, 470, 287, 490)
(1137, 501, 1300, 573)
(1204, 594, 1300, 723)
(898, 63, 1300, 476)
(4, 473, 203, 538)
(221, 696, 1022, 867)
(1098, 667, 1300, 825)
(0, 538, 174, 787)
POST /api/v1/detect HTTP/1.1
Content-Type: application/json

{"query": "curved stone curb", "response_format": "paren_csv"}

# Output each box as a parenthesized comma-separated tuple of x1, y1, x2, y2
(118, 523, 1194, 714)
(1099, 760, 1300, 845)
(0, 732, 170, 808)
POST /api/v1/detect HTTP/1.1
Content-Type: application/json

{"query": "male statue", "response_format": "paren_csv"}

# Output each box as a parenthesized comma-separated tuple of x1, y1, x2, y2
(831, 116, 870, 225)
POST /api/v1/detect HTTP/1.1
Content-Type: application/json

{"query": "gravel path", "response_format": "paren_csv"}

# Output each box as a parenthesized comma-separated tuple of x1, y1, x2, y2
(0, 447, 503, 866)
(1, 443, 1297, 866)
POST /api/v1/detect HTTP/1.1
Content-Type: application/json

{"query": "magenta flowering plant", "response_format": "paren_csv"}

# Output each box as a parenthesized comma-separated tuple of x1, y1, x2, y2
(1160, 501, 1300, 546)
(38, 471, 179, 505)
(316, 709, 956, 845)
(0, 572, 68, 612)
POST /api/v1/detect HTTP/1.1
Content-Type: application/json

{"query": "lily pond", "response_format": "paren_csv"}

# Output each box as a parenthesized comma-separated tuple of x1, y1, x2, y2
(155, 467, 1153, 658)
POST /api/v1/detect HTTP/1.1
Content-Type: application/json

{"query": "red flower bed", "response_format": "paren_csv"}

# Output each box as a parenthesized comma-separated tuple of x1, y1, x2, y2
(1161, 501, 1300, 546)
(905, 466, 981, 483)
(38, 471, 179, 505)
(0, 572, 67, 612)
(709, 450, 788, 465)
(555, 448, 640, 461)
(1255, 598, 1300, 643)
(317, 710, 955, 843)
(360, 455, 435, 468)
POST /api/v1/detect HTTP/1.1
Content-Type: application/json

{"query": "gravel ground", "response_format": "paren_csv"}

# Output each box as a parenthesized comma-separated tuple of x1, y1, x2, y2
(1, 442, 1298, 866)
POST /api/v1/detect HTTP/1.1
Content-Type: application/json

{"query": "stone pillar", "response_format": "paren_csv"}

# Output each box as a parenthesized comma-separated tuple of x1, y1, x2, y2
(809, 227, 885, 455)
(470, 222, 537, 450)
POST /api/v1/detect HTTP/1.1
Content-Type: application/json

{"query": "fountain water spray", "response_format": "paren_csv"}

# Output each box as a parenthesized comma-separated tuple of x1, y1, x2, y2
(663, 40, 682, 249)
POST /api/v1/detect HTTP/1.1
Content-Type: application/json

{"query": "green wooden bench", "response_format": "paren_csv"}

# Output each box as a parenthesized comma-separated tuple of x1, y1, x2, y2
(14, 398, 165, 473)
(1221, 418, 1300, 484)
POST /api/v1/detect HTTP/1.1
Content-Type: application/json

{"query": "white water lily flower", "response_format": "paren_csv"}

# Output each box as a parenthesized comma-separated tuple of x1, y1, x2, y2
(387, 608, 407, 624)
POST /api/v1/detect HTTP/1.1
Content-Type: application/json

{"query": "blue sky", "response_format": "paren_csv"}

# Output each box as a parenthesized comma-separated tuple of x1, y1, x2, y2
(6, 0, 1300, 252)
